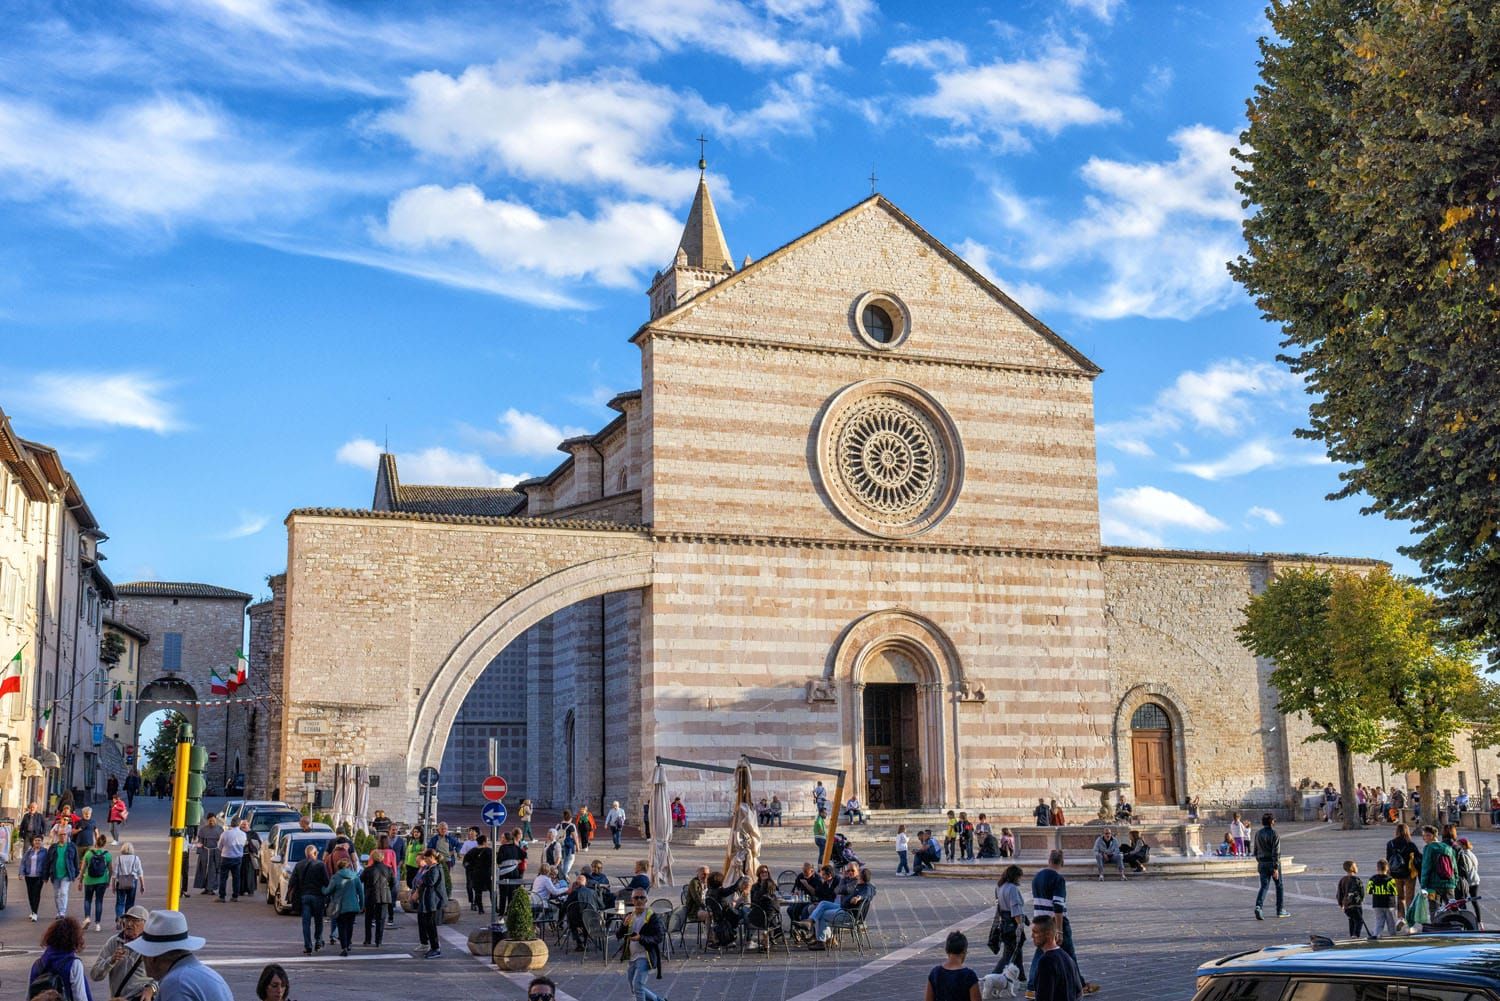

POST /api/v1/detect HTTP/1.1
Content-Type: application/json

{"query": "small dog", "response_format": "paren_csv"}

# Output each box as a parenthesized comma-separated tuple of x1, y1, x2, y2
(980, 963, 1024, 998)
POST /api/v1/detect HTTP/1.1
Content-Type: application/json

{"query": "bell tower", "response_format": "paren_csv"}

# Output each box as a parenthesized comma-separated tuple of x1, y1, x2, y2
(648, 148, 735, 319)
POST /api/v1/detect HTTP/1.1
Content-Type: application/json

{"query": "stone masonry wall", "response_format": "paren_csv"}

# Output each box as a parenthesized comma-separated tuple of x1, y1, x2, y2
(113, 594, 248, 792)
(641, 200, 1100, 552)
(246, 573, 285, 800)
(281, 513, 651, 816)
(644, 540, 1110, 818)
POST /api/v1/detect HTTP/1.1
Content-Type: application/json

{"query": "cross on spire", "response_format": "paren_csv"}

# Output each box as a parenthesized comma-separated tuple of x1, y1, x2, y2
(869, 166, 878, 195)
(697, 133, 708, 173)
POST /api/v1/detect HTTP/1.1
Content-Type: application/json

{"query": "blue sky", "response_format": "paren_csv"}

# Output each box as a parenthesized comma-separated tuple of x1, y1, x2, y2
(0, 0, 1418, 602)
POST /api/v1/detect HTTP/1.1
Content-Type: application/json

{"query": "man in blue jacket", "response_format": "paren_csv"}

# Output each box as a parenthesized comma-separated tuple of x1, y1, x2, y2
(46, 837, 79, 917)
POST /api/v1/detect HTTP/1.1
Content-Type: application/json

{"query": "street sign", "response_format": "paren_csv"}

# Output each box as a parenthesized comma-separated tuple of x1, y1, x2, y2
(301, 758, 321, 773)
(481, 775, 507, 801)
(419, 766, 440, 788)
(482, 801, 507, 826)
(208, 751, 219, 762)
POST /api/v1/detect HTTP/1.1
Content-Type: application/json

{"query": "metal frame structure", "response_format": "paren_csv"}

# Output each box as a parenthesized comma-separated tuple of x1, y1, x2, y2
(654, 754, 849, 869)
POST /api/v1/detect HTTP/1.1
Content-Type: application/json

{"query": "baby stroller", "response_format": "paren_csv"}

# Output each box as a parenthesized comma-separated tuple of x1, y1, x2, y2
(830, 833, 861, 866)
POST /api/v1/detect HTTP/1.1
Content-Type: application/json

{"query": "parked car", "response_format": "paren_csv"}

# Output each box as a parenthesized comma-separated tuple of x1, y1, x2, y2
(266, 832, 336, 915)
(260, 820, 332, 881)
(1194, 933, 1500, 1000)
(224, 799, 288, 827)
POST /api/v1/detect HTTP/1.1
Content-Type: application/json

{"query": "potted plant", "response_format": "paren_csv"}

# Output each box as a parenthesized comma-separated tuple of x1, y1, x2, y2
(493, 887, 549, 971)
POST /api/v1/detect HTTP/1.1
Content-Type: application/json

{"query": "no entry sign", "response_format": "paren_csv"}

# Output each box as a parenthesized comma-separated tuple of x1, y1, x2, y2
(482, 801, 508, 827)
(481, 775, 508, 801)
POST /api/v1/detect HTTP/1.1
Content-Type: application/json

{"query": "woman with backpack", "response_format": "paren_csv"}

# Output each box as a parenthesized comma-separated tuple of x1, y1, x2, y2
(1384, 823, 1419, 915)
(29, 915, 91, 1000)
(111, 843, 145, 923)
(1419, 825, 1458, 905)
(77, 834, 112, 933)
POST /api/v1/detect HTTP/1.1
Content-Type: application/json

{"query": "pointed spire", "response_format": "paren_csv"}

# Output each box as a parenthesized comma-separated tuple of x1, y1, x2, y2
(676, 146, 733, 272)
(677, 176, 734, 272)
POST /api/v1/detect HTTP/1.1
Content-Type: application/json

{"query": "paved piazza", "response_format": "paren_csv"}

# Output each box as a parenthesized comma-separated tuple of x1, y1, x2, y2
(1, 798, 1492, 999)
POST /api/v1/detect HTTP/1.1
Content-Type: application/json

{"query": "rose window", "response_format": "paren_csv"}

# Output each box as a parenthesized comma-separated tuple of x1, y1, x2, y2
(816, 383, 962, 538)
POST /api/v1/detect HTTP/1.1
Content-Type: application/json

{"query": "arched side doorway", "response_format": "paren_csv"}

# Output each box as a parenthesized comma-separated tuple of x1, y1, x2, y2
(136, 678, 199, 745)
(827, 609, 965, 811)
(1129, 703, 1175, 804)
(1113, 685, 1191, 807)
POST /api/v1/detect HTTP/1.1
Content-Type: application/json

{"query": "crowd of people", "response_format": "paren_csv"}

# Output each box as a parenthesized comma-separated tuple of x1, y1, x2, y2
(17, 799, 146, 930)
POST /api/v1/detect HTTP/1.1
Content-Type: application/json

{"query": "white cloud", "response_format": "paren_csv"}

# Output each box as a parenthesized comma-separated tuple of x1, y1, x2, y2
(464, 409, 591, 459)
(1097, 460, 1117, 478)
(0, 94, 333, 227)
(216, 511, 269, 540)
(379, 66, 702, 198)
(377, 184, 684, 289)
(1064, 0, 1125, 21)
(336, 438, 382, 470)
(9, 371, 181, 433)
(399, 447, 528, 488)
(1099, 359, 1301, 454)
(890, 42, 1119, 151)
(335, 436, 527, 487)
(1102, 485, 1226, 546)
(1174, 440, 1280, 480)
(955, 238, 1055, 312)
(976, 125, 1244, 320)
(1247, 505, 1285, 527)
(1176, 438, 1330, 481)
(607, 0, 851, 68)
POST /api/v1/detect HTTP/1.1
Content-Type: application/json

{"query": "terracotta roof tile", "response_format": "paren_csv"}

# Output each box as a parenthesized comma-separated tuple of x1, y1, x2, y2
(392, 485, 527, 518)
(115, 581, 253, 601)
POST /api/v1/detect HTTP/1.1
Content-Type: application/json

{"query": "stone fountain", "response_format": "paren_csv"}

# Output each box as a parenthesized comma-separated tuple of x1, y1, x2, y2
(1081, 781, 1131, 824)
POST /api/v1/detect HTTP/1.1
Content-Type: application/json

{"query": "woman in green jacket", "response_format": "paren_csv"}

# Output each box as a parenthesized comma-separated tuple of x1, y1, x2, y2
(78, 832, 113, 931)
(323, 858, 366, 956)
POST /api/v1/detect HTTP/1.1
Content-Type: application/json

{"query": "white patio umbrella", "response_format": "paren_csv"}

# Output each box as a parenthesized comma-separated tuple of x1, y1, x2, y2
(649, 763, 674, 887)
(354, 766, 371, 835)
(341, 765, 358, 833)
(327, 763, 346, 828)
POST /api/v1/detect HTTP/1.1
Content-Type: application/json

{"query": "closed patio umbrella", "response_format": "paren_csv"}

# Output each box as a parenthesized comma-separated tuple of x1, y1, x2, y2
(649, 763, 674, 887)
(723, 757, 762, 886)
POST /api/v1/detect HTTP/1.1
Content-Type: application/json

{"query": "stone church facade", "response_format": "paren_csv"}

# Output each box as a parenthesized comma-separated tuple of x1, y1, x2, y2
(270, 178, 1500, 818)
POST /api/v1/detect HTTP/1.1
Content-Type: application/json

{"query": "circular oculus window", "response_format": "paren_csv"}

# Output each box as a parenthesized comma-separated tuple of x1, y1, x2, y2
(851, 291, 911, 350)
(815, 381, 963, 538)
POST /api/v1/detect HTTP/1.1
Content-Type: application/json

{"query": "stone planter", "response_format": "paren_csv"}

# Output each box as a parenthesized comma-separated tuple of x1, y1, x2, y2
(443, 899, 462, 925)
(467, 925, 503, 956)
(493, 937, 549, 972)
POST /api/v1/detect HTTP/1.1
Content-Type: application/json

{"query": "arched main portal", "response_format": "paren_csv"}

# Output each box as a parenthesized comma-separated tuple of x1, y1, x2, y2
(827, 609, 966, 810)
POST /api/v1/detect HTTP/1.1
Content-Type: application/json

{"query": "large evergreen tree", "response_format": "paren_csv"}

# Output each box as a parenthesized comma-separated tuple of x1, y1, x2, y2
(1231, 0, 1500, 656)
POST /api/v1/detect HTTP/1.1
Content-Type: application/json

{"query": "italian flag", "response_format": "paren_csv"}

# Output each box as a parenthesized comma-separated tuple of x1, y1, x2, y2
(0, 646, 23, 698)
(232, 648, 248, 690)
(209, 671, 230, 696)
(36, 705, 50, 742)
(109, 684, 123, 718)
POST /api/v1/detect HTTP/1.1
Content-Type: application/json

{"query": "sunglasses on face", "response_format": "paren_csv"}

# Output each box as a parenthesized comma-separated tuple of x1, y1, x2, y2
(530, 993, 555, 1001)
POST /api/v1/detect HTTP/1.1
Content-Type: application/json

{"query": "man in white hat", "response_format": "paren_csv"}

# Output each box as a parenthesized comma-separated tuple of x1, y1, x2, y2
(90, 904, 155, 1000)
(126, 910, 231, 1000)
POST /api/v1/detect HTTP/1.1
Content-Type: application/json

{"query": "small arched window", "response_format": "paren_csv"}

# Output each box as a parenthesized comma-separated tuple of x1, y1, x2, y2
(1131, 702, 1170, 730)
